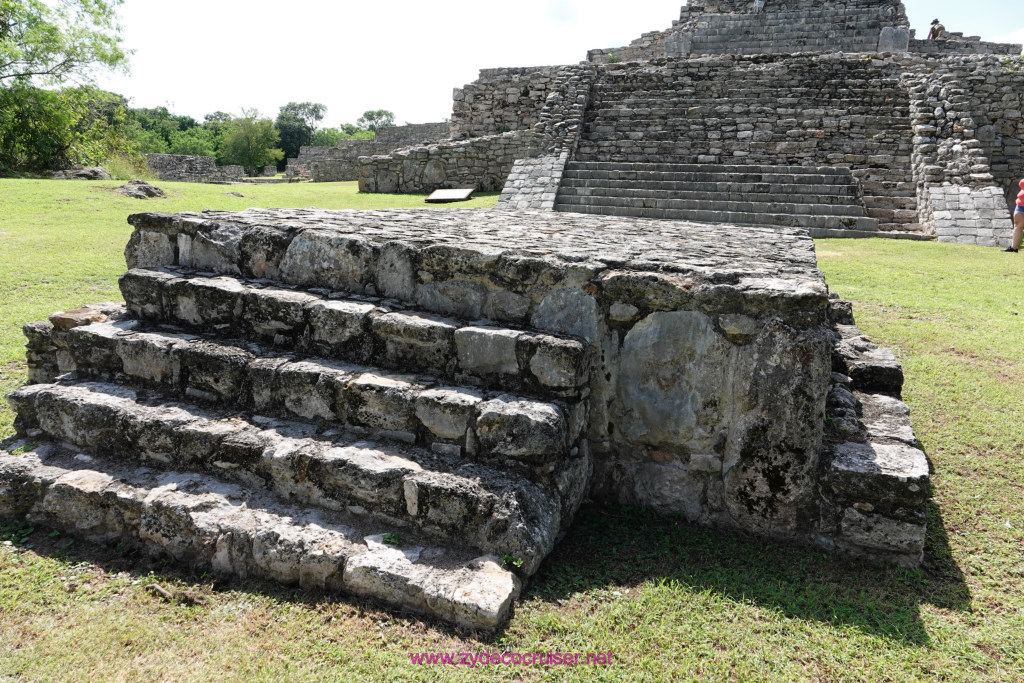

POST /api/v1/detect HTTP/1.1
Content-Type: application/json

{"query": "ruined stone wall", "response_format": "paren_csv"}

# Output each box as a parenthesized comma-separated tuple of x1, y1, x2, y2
(497, 65, 598, 210)
(587, 29, 674, 65)
(910, 39, 1022, 57)
(309, 141, 383, 183)
(286, 146, 333, 178)
(145, 154, 244, 183)
(375, 122, 450, 147)
(449, 67, 560, 140)
(903, 55, 1024, 246)
(358, 131, 539, 194)
(363, 64, 596, 196)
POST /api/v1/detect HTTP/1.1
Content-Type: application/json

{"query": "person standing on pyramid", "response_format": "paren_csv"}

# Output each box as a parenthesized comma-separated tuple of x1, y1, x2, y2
(927, 19, 947, 40)
(1003, 178, 1024, 253)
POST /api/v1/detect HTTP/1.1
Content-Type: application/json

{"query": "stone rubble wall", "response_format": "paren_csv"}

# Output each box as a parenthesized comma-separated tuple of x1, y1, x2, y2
(497, 64, 599, 210)
(375, 122, 450, 147)
(145, 154, 244, 184)
(362, 65, 597, 196)
(285, 146, 333, 178)
(309, 141, 383, 183)
(910, 38, 1022, 58)
(903, 55, 1024, 246)
(357, 131, 540, 194)
(449, 67, 561, 140)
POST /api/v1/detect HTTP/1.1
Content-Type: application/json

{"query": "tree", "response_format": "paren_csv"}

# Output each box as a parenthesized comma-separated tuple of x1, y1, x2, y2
(0, 0, 128, 84)
(275, 101, 326, 161)
(221, 108, 283, 176)
(310, 127, 343, 147)
(356, 109, 395, 133)
(168, 127, 216, 157)
(0, 84, 130, 173)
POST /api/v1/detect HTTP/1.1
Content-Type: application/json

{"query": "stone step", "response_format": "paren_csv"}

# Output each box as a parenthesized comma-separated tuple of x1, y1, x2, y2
(117, 270, 592, 399)
(572, 152, 912, 169)
(37, 318, 587, 479)
(692, 30, 883, 40)
(0, 441, 520, 630)
(564, 161, 855, 176)
(555, 193, 868, 217)
(562, 169, 857, 186)
(584, 105, 909, 119)
(9, 381, 590, 576)
(559, 178, 860, 198)
(123, 209, 615, 343)
(553, 203, 878, 235)
(585, 96, 907, 108)
(559, 185, 862, 206)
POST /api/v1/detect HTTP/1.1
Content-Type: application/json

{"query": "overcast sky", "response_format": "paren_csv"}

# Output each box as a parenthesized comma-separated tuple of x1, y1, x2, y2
(93, 0, 1024, 127)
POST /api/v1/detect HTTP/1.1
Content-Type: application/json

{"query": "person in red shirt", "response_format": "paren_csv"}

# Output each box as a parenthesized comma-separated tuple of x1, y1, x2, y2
(1004, 178, 1024, 253)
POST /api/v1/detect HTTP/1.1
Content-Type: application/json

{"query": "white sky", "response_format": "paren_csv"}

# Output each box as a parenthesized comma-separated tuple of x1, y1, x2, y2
(93, 0, 1024, 127)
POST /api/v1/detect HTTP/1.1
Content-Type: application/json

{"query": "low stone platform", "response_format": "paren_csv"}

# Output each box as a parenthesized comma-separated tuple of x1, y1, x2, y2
(3, 208, 930, 627)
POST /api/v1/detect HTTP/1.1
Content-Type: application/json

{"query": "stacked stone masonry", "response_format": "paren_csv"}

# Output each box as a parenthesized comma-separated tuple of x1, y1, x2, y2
(145, 154, 244, 184)
(358, 132, 540, 194)
(3, 208, 930, 629)
(376, 123, 451, 147)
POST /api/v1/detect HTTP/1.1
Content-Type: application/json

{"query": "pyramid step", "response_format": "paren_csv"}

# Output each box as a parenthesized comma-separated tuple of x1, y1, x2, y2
(564, 161, 854, 176)
(553, 203, 878, 233)
(559, 178, 859, 197)
(562, 170, 857, 186)
(555, 192, 866, 216)
(117, 271, 592, 399)
(0, 442, 520, 630)
(9, 381, 590, 576)
(564, 170, 858, 186)
(36, 318, 587, 480)
(558, 185, 861, 205)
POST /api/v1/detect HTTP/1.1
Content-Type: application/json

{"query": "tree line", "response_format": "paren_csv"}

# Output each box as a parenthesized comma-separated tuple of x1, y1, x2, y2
(0, 1, 396, 177)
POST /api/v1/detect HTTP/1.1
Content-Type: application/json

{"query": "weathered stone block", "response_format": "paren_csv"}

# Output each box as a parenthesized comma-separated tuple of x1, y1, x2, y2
(455, 327, 520, 376)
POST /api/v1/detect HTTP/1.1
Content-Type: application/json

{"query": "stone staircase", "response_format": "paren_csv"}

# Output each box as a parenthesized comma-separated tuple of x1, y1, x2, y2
(1, 207, 933, 629)
(565, 56, 926, 235)
(1, 209, 599, 631)
(555, 162, 879, 238)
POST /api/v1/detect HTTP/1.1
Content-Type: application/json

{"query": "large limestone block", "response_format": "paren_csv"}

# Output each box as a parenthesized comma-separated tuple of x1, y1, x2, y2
(278, 230, 377, 293)
(615, 311, 733, 451)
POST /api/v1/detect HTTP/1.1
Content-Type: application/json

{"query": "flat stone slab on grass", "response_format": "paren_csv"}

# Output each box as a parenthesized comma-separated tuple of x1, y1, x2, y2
(425, 188, 475, 203)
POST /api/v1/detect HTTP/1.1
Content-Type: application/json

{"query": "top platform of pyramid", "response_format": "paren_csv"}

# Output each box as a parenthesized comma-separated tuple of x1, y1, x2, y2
(587, 1, 1021, 63)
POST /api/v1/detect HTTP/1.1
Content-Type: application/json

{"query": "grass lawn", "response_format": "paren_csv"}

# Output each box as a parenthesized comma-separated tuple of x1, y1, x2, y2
(1, 179, 1023, 681)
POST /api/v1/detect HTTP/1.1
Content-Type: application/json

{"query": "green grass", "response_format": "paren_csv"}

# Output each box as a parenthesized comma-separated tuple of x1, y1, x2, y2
(1, 181, 1023, 680)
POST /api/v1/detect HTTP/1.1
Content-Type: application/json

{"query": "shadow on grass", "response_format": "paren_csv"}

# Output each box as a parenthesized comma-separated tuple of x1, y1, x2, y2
(1, 497, 969, 648)
(525, 499, 970, 647)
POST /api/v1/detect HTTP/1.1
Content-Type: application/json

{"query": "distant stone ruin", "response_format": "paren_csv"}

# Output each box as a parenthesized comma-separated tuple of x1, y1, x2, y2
(285, 122, 450, 182)
(145, 154, 244, 184)
(358, 0, 1024, 247)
